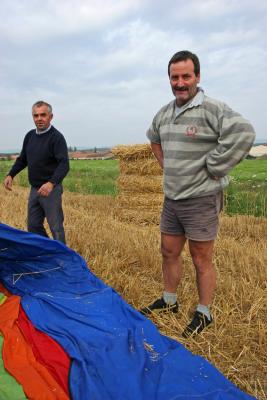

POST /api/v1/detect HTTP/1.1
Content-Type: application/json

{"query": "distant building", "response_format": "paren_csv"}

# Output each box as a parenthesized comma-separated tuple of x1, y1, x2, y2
(249, 145, 267, 158)
(68, 150, 114, 160)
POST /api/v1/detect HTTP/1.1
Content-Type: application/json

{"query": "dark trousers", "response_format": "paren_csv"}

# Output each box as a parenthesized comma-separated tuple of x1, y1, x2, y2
(27, 184, 66, 244)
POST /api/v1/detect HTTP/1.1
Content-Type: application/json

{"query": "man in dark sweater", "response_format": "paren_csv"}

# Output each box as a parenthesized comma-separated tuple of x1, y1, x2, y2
(4, 101, 69, 244)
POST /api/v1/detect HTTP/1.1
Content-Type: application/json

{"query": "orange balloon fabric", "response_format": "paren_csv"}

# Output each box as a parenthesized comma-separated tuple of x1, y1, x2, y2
(0, 295, 69, 400)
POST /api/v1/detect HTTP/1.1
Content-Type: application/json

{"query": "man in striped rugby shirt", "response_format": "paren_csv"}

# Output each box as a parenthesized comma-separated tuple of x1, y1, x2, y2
(140, 50, 255, 337)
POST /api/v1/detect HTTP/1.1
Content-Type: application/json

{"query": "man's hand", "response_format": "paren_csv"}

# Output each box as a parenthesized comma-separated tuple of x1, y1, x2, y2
(207, 169, 220, 181)
(3, 175, 13, 191)
(37, 182, 54, 197)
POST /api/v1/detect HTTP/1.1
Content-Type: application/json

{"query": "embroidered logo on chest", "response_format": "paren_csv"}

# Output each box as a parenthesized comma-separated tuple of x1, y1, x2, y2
(185, 126, 198, 138)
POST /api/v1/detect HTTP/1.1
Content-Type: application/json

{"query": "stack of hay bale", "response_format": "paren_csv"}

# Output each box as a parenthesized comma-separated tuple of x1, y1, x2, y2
(112, 144, 163, 225)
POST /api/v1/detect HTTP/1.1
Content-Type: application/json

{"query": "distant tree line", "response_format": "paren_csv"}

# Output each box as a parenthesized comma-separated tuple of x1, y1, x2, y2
(0, 154, 13, 161)
(68, 146, 111, 153)
(68, 146, 98, 153)
(68, 146, 77, 152)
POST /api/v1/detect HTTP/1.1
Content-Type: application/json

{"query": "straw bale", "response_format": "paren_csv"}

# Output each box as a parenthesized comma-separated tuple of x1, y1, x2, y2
(112, 144, 153, 161)
(114, 144, 163, 224)
(117, 174, 162, 194)
(119, 158, 162, 176)
(115, 193, 162, 224)
(116, 193, 163, 208)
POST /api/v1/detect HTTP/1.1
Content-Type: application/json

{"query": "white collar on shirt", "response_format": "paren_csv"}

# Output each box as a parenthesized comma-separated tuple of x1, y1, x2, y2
(36, 125, 52, 135)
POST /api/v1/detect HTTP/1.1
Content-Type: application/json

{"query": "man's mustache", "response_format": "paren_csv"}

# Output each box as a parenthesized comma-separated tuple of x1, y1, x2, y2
(174, 87, 188, 91)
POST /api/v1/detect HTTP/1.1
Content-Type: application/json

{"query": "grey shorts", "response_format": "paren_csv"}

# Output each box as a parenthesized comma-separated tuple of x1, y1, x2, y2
(160, 192, 223, 241)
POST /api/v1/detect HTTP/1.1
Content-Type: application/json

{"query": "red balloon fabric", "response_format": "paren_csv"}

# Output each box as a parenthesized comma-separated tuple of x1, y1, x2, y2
(18, 306, 71, 397)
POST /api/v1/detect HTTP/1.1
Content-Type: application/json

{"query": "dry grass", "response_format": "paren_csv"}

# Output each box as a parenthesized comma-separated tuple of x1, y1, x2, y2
(116, 193, 163, 208)
(0, 185, 266, 399)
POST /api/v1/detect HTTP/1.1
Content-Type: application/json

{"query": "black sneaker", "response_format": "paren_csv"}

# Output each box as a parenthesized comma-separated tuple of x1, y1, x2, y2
(182, 311, 212, 338)
(140, 297, 178, 316)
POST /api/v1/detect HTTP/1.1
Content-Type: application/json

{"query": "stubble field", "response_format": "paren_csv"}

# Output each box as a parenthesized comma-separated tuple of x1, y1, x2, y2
(0, 182, 266, 399)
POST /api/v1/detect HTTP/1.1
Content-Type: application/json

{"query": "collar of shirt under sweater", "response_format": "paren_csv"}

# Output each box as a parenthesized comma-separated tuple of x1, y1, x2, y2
(36, 125, 52, 135)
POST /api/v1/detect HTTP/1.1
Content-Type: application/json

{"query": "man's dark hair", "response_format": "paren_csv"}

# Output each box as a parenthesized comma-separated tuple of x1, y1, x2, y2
(32, 101, 53, 114)
(168, 50, 200, 76)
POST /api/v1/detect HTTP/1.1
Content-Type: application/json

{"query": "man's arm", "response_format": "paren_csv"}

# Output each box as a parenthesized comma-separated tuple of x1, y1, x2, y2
(48, 134, 69, 186)
(151, 142, 163, 169)
(146, 111, 164, 169)
(37, 133, 69, 197)
(3, 135, 29, 191)
(206, 105, 256, 177)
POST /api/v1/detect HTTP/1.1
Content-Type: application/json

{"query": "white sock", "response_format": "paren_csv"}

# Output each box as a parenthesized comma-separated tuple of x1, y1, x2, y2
(197, 304, 211, 321)
(163, 291, 177, 305)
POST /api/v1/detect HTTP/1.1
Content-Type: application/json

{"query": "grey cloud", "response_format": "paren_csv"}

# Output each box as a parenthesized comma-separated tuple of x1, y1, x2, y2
(0, 0, 266, 151)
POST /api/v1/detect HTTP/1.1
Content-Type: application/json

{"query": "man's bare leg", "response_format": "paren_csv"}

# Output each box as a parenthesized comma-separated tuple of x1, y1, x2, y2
(182, 239, 216, 337)
(140, 233, 186, 315)
(161, 233, 186, 293)
(188, 239, 216, 305)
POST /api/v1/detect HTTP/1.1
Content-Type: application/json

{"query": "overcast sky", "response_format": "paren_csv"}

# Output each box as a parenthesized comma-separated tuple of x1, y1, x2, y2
(1, 0, 266, 151)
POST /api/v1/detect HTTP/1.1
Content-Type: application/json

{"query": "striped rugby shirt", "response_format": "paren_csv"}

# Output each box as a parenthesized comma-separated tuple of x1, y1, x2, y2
(146, 89, 255, 200)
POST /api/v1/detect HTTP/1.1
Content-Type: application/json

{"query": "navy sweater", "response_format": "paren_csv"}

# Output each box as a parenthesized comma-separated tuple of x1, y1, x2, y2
(9, 126, 69, 188)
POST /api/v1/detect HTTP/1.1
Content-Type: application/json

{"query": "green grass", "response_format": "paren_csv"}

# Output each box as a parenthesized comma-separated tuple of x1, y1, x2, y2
(226, 159, 267, 217)
(0, 161, 31, 189)
(0, 160, 119, 195)
(65, 160, 119, 195)
(0, 158, 266, 217)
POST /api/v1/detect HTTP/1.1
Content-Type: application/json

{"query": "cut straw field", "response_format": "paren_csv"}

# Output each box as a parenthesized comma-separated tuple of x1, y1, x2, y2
(0, 183, 266, 399)
(1, 144, 267, 398)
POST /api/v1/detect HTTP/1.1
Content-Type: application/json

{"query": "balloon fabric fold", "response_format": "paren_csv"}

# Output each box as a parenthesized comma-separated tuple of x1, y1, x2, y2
(0, 294, 68, 399)
(0, 223, 255, 400)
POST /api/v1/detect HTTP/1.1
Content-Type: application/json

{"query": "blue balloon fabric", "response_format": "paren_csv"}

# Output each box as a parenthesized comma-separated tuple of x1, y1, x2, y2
(0, 223, 256, 400)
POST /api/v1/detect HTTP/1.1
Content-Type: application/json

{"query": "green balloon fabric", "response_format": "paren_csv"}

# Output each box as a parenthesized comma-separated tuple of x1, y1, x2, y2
(0, 293, 7, 305)
(0, 334, 27, 400)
